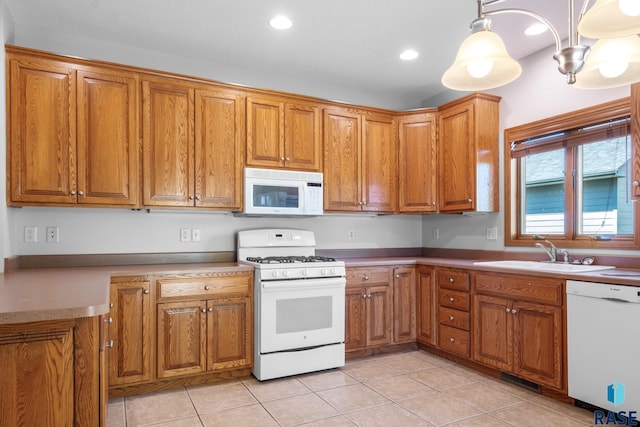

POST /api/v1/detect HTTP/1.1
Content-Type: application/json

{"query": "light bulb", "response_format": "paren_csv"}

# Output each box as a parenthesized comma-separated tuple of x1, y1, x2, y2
(599, 59, 629, 77)
(467, 59, 493, 78)
(619, 0, 640, 16)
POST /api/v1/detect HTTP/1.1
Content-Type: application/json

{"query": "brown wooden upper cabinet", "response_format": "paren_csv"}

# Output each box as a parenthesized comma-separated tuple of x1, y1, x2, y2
(142, 77, 245, 209)
(632, 83, 640, 199)
(438, 93, 500, 213)
(398, 112, 438, 213)
(7, 49, 139, 207)
(323, 108, 397, 212)
(246, 96, 322, 172)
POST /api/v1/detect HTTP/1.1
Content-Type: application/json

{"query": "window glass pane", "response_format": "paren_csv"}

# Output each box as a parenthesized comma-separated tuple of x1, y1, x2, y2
(577, 137, 633, 236)
(522, 148, 566, 235)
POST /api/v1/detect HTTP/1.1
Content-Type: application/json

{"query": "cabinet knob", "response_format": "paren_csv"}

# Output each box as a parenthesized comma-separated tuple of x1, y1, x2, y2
(195, 195, 201, 201)
(633, 181, 639, 187)
(204, 285, 211, 290)
(189, 195, 194, 200)
(70, 190, 76, 195)
(449, 315, 454, 321)
(201, 308, 207, 313)
(78, 190, 84, 196)
(280, 157, 285, 161)
(285, 157, 290, 161)
(105, 317, 113, 324)
(449, 297, 455, 302)
(143, 289, 150, 294)
(432, 201, 436, 206)
(468, 199, 473, 203)
(395, 274, 400, 279)
(105, 340, 114, 348)
(449, 337, 455, 343)
(511, 309, 518, 315)
(367, 294, 372, 298)
(505, 308, 511, 313)
(364, 275, 369, 281)
(362, 294, 367, 299)
(109, 303, 114, 308)
(449, 277, 454, 283)
(208, 307, 214, 312)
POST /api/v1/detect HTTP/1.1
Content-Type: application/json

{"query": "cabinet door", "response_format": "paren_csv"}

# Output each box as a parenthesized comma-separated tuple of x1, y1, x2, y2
(195, 88, 244, 209)
(393, 267, 416, 343)
(109, 279, 152, 385)
(366, 285, 392, 347)
(416, 266, 436, 345)
(284, 102, 322, 171)
(398, 113, 437, 213)
(246, 96, 284, 168)
(142, 78, 194, 206)
(632, 83, 640, 199)
(512, 301, 563, 390)
(0, 326, 74, 426)
(323, 109, 361, 211)
(207, 297, 253, 371)
(345, 287, 367, 351)
(77, 68, 139, 206)
(472, 294, 511, 371)
(157, 301, 207, 378)
(438, 101, 475, 212)
(8, 57, 76, 204)
(362, 114, 397, 212)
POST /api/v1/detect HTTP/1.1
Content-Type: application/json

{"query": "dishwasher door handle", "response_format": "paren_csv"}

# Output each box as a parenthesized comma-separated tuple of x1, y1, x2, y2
(602, 297, 633, 303)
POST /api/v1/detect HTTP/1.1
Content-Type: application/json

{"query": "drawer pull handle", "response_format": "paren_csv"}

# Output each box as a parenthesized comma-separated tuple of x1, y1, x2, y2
(143, 289, 150, 294)
(449, 315, 454, 321)
(204, 285, 211, 290)
(105, 340, 114, 348)
(449, 297, 455, 302)
(449, 337, 455, 343)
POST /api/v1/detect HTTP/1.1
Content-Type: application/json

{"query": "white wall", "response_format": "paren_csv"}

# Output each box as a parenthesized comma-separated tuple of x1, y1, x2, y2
(0, 2, 14, 271)
(422, 45, 634, 255)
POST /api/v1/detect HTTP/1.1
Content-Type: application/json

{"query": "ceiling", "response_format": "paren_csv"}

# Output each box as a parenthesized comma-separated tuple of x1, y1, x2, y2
(4, 0, 571, 107)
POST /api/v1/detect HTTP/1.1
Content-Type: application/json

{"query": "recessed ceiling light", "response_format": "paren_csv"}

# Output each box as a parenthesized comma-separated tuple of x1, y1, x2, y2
(524, 23, 548, 36)
(399, 49, 419, 60)
(270, 15, 292, 30)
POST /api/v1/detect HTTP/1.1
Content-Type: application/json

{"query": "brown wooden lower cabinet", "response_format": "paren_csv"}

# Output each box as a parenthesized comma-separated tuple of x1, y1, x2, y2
(436, 268, 471, 358)
(416, 266, 436, 345)
(392, 266, 416, 343)
(0, 316, 105, 426)
(472, 272, 564, 391)
(108, 270, 253, 397)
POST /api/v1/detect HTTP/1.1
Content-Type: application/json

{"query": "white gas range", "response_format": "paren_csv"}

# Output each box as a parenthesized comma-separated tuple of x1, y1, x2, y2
(237, 229, 346, 381)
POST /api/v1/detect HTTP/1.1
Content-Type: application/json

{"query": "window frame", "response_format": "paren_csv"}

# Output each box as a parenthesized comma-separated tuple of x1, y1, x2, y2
(504, 97, 640, 249)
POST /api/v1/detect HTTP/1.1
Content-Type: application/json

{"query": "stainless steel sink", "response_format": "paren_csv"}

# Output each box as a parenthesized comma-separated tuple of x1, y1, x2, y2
(472, 260, 616, 273)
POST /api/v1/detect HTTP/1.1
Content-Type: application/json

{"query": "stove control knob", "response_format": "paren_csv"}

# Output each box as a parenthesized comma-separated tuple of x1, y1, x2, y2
(329, 267, 336, 275)
(271, 270, 278, 278)
(282, 270, 288, 277)
(321, 268, 327, 276)
(302, 269, 308, 277)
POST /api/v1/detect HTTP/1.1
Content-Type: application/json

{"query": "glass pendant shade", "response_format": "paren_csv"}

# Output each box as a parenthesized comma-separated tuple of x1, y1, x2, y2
(573, 35, 640, 88)
(442, 30, 522, 91)
(578, 0, 640, 38)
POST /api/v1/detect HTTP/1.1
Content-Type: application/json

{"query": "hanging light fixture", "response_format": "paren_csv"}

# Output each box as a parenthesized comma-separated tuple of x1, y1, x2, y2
(442, 0, 640, 91)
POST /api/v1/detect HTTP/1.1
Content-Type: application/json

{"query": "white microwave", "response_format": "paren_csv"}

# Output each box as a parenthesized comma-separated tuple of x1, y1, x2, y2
(243, 168, 323, 216)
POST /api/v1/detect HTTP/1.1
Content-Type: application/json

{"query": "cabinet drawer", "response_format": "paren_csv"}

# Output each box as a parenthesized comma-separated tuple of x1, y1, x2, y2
(474, 272, 563, 306)
(157, 274, 251, 300)
(346, 267, 392, 287)
(438, 307, 469, 331)
(438, 324, 470, 357)
(437, 269, 470, 291)
(438, 289, 469, 311)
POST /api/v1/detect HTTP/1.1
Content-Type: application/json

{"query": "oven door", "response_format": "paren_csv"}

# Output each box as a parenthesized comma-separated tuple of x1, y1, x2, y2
(258, 277, 345, 354)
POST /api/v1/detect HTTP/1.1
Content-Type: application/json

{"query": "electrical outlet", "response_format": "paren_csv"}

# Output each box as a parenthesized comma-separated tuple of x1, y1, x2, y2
(433, 227, 440, 240)
(348, 229, 355, 240)
(46, 226, 59, 243)
(191, 228, 201, 242)
(180, 228, 191, 242)
(486, 227, 498, 240)
(24, 226, 37, 243)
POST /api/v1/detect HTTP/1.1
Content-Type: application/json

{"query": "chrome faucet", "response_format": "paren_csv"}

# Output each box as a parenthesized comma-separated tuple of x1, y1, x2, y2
(533, 235, 557, 262)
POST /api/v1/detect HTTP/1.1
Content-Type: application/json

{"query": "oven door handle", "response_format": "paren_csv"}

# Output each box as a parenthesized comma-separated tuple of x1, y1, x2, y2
(261, 278, 345, 292)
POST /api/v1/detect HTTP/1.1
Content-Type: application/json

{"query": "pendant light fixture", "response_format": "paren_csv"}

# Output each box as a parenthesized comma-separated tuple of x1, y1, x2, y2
(442, 0, 640, 91)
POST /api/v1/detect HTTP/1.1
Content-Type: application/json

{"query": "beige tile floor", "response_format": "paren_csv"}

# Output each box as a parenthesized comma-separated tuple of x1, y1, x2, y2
(106, 350, 595, 427)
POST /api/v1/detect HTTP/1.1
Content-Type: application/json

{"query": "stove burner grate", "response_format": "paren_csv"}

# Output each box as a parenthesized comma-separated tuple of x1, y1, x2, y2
(246, 255, 337, 264)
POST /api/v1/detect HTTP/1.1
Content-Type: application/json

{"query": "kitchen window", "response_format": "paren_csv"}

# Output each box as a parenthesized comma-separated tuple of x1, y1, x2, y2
(505, 98, 640, 249)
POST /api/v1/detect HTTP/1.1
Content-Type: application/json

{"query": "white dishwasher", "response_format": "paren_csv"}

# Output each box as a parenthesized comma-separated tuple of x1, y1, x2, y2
(567, 280, 640, 413)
